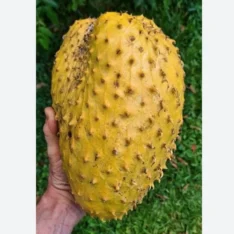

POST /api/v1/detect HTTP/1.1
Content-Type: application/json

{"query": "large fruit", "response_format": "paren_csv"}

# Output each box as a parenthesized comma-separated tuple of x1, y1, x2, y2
(51, 12, 185, 220)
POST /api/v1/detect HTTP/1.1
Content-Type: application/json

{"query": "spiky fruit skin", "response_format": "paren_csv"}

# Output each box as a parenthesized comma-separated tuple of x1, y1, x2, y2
(51, 12, 185, 221)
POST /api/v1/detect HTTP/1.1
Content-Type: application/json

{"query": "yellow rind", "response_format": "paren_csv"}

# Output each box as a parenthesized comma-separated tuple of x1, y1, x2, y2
(51, 12, 185, 220)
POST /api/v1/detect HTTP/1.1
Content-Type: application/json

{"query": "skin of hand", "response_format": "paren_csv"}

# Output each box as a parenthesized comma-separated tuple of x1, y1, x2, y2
(36, 107, 85, 234)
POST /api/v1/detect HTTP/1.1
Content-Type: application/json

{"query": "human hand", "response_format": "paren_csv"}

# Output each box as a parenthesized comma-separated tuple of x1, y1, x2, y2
(37, 107, 85, 234)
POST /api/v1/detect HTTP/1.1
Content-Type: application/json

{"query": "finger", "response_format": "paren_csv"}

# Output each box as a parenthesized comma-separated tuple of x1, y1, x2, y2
(44, 107, 58, 135)
(43, 107, 60, 163)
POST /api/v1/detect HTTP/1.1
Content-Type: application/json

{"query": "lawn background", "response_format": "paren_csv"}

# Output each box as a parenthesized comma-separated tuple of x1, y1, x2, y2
(36, 0, 202, 233)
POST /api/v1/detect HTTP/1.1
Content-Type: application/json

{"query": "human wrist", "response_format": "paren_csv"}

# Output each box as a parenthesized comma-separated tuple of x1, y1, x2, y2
(45, 184, 74, 206)
(37, 187, 84, 234)
(43, 185, 84, 221)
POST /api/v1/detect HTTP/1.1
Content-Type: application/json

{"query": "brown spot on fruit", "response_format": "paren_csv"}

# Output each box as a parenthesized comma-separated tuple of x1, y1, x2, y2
(125, 87, 134, 95)
(157, 128, 163, 137)
(102, 104, 108, 109)
(160, 69, 166, 78)
(112, 149, 118, 155)
(95, 153, 100, 160)
(129, 35, 135, 41)
(120, 111, 130, 118)
(139, 126, 144, 132)
(139, 47, 144, 52)
(68, 131, 72, 138)
(148, 58, 154, 65)
(117, 24, 122, 29)
(114, 93, 119, 99)
(111, 120, 117, 127)
(116, 73, 121, 79)
(128, 58, 135, 65)
(146, 143, 154, 149)
(149, 86, 158, 94)
(136, 153, 143, 161)
(114, 80, 119, 88)
(141, 167, 147, 174)
(167, 115, 172, 123)
(125, 138, 131, 146)
(92, 89, 97, 95)
(139, 72, 145, 79)
(140, 101, 145, 107)
(116, 49, 121, 55)
(87, 130, 93, 137)
(148, 118, 153, 125)
(171, 87, 176, 95)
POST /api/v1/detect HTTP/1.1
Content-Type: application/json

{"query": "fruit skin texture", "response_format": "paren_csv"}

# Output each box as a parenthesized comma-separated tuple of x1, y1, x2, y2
(51, 12, 185, 221)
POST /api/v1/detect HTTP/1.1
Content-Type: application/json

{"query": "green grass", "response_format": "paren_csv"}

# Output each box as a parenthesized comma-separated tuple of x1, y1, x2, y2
(37, 0, 201, 233)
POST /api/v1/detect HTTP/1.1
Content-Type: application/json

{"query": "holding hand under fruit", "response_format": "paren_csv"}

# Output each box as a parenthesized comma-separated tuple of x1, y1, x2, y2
(36, 107, 85, 234)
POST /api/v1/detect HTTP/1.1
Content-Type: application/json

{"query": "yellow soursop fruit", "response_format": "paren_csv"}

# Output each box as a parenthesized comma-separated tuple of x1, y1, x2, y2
(51, 12, 185, 221)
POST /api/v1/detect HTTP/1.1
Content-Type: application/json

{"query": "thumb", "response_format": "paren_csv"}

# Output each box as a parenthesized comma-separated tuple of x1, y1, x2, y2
(43, 107, 60, 163)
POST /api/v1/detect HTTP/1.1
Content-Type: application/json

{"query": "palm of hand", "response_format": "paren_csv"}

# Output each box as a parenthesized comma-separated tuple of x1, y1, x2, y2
(43, 107, 84, 211)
